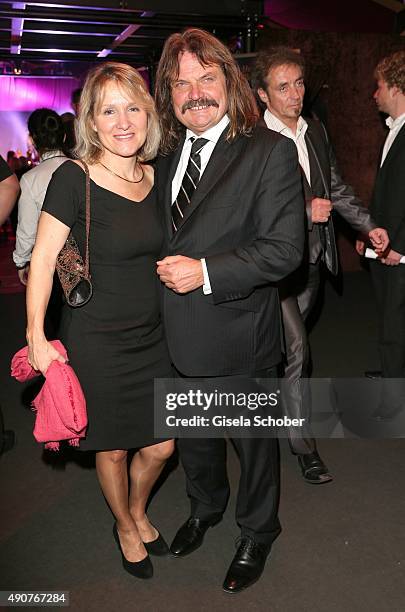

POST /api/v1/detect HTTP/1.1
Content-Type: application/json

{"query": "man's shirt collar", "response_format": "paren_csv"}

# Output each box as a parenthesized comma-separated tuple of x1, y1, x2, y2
(263, 109, 307, 140)
(385, 112, 405, 131)
(186, 113, 230, 144)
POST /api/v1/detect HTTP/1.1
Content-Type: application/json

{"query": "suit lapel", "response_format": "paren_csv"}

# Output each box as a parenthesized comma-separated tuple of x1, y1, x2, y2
(380, 123, 405, 171)
(173, 129, 245, 236)
(305, 125, 330, 199)
(160, 138, 184, 237)
(300, 164, 312, 196)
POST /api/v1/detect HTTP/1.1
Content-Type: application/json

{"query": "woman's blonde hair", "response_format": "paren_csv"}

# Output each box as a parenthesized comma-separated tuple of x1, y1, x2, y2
(74, 62, 160, 162)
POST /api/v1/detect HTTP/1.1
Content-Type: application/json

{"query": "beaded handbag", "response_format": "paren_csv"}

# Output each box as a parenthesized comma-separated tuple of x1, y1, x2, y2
(56, 160, 92, 307)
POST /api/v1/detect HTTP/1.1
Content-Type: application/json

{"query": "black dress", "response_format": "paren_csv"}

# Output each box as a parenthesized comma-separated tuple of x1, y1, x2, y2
(42, 160, 172, 451)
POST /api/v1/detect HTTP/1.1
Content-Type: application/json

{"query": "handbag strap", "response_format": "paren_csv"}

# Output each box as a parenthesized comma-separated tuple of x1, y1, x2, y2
(79, 160, 91, 277)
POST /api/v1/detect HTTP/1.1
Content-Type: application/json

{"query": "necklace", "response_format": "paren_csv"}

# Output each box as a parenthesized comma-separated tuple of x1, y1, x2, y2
(99, 161, 144, 184)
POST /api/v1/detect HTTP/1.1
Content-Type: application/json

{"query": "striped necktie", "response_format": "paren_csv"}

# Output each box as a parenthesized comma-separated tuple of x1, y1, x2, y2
(172, 137, 209, 232)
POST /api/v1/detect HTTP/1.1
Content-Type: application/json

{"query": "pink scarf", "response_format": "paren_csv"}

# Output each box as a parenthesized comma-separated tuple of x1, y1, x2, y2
(11, 340, 87, 451)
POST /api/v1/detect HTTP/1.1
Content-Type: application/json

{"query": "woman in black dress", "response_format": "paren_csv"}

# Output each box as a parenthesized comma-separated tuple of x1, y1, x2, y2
(26, 63, 174, 579)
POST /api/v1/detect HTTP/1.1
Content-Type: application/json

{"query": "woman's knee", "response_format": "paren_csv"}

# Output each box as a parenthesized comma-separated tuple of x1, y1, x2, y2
(98, 449, 128, 465)
(140, 439, 174, 462)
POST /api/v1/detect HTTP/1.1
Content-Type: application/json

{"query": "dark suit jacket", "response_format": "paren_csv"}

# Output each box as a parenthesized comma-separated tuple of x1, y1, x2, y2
(369, 123, 405, 253)
(304, 118, 376, 275)
(156, 125, 305, 376)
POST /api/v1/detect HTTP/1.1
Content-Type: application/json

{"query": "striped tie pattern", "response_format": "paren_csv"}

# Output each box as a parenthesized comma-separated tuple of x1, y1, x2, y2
(172, 137, 208, 231)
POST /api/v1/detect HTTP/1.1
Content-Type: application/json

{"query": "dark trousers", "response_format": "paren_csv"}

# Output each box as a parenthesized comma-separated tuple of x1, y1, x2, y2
(176, 367, 281, 548)
(279, 262, 320, 455)
(370, 260, 405, 377)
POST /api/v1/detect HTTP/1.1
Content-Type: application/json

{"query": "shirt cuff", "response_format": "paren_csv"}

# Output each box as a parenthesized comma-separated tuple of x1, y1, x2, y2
(12, 252, 30, 269)
(201, 258, 212, 295)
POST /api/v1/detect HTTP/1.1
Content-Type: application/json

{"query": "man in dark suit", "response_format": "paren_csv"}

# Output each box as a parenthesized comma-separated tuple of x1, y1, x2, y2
(358, 50, 405, 417)
(155, 29, 305, 593)
(253, 47, 389, 482)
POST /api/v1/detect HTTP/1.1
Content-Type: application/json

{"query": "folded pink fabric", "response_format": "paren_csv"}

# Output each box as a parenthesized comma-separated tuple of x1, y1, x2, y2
(11, 340, 87, 450)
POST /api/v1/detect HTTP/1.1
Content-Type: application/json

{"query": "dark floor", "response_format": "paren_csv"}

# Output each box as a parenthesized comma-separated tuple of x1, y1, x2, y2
(1, 244, 404, 612)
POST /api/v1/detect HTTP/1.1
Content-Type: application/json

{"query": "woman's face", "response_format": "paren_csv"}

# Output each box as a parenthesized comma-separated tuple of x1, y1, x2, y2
(92, 80, 148, 159)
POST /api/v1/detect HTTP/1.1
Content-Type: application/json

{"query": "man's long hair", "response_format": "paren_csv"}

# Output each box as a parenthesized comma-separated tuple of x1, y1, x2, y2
(155, 28, 259, 154)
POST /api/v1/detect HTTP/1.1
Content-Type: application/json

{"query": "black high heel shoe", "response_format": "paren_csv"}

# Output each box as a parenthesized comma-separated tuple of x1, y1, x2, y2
(144, 530, 170, 556)
(112, 524, 153, 579)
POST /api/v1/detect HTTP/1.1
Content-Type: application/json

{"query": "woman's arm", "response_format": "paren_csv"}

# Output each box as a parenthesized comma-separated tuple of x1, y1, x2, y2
(26, 211, 70, 374)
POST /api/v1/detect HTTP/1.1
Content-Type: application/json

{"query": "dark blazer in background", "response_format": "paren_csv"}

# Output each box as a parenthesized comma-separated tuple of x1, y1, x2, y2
(369, 123, 405, 378)
(303, 117, 376, 275)
(369, 124, 405, 250)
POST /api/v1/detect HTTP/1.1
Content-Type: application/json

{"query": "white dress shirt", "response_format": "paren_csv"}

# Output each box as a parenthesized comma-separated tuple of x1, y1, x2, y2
(171, 114, 230, 294)
(263, 109, 311, 186)
(13, 151, 67, 267)
(381, 112, 405, 166)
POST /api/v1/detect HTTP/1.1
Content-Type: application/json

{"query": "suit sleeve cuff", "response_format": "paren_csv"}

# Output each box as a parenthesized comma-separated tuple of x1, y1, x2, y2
(201, 258, 212, 295)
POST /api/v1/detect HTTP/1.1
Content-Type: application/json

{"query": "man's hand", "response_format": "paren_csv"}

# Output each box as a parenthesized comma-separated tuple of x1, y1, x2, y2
(156, 255, 204, 293)
(311, 197, 332, 223)
(368, 228, 389, 254)
(380, 249, 403, 266)
(17, 264, 30, 286)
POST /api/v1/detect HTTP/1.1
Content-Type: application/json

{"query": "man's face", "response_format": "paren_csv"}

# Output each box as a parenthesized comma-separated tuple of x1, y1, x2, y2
(257, 63, 305, 129)
(373, 78, 394, 116)
(171, 51, 228, 134)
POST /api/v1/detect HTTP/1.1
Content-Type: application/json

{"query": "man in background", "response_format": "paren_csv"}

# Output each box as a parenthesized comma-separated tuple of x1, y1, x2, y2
(253, 48, 388, 482)
(358, 50, 405, 418)
(70, 87, 82, 116)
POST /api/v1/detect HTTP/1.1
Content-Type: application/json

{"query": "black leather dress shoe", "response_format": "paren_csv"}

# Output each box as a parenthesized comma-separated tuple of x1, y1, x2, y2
(298, 450, 333, 484)
(170, 516, 219, 557)
(365, 370, 382, 379)
(222, 537, 269, 594)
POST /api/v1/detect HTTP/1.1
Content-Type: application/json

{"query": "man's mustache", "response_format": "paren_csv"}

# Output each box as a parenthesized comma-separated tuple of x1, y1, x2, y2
(181, 98, 219, 114)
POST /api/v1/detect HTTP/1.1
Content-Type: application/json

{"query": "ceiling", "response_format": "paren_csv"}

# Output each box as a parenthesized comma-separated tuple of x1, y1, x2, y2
(0, 0, 403, 77)
(0, 0, 263, 75)
(264, 0, 405, 34)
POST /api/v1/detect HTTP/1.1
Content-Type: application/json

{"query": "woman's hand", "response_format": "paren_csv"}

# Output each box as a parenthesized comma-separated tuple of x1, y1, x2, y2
(27, 336, 66, 375)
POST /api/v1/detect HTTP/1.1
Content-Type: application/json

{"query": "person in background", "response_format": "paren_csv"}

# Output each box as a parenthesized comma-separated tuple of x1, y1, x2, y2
(60, 112, 77, 157)
(0, 154, 19, 456)
(71, 87, 82, 116)
(358, 50, 405, 418)
(253, 47, 389, 483)
(6, 150, 19, 173)
(13, 109, 67, 286)
(0, 154, 19, 226)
